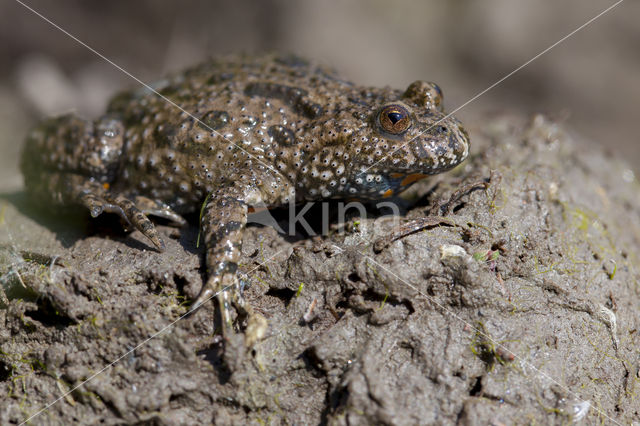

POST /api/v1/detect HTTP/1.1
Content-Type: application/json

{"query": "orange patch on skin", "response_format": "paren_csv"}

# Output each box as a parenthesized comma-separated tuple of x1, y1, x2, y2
(400, 173, 427, 187)
(247, 206, 271, 214)
(383, 189, 394, 198)
(102, 183, 110, 190)
(390, 172, 404, 179)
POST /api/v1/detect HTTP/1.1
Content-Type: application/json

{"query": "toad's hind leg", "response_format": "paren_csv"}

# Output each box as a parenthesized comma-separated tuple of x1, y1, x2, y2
(81, 190, 166, 251)
(21, 114, 166, 250)
(26, 171, 165, 251)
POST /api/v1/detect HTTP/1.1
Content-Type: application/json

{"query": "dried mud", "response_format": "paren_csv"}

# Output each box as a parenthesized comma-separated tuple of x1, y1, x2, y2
(1, 114, 639, 424)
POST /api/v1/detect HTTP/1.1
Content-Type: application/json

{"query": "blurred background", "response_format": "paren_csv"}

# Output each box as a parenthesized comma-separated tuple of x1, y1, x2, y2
(1, 0, 638, 192)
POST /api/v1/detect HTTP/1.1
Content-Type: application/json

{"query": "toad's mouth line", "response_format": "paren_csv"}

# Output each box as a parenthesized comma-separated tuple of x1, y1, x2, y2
(361, 0, 625, 176)
(15, 0, 624, 189)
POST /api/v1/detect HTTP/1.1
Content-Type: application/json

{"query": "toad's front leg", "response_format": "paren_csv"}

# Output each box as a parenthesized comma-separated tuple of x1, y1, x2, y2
(190, 193, 247, 332)
(190, 188, 266, 354)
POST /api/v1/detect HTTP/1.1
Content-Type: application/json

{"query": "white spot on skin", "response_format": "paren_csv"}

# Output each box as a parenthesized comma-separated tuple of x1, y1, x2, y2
(321, 171, 332, 180)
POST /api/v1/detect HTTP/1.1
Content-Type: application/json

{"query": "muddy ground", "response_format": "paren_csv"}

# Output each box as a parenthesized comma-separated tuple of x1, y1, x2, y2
(1, 114, 639, 424)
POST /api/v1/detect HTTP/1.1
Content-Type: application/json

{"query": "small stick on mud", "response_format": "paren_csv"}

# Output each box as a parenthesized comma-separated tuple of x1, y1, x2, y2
(302, 297, 318, 323)
(374, 171, 499, 252)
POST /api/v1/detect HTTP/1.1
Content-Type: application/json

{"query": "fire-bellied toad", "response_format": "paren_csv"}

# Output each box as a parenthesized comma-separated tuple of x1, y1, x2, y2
(21, 53, 469, 346)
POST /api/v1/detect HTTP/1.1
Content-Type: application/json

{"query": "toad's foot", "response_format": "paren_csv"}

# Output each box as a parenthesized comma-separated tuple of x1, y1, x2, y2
(190, 271, 268, 370)
(130, 195, 187, 227)
(80, 190, 166, 251)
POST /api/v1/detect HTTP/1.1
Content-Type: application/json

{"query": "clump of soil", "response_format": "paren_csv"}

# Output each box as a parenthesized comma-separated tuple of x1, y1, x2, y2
(1, 114, 639, 424)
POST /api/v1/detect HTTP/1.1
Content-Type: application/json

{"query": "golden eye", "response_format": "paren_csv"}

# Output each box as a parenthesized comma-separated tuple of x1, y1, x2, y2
(378, 104, 411, 135)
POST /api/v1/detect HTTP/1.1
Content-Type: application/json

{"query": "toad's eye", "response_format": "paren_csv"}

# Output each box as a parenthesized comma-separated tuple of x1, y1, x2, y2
(378, 104, 411, 135)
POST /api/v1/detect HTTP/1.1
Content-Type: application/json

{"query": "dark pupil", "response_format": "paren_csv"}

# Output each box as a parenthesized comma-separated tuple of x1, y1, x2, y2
(387, 112, 404, 124)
